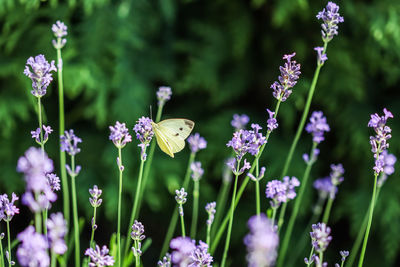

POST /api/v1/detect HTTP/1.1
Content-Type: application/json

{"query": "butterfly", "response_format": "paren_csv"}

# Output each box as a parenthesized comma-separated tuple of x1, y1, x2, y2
(151, 119, 195, 158)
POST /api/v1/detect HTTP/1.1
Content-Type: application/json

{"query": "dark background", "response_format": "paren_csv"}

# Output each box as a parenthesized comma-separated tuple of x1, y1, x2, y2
(0, 0, 399, 266)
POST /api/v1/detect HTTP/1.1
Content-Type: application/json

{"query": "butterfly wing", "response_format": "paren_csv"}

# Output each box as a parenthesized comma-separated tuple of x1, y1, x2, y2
(157, 119, 195, 139)
(152, 123, 175, 158)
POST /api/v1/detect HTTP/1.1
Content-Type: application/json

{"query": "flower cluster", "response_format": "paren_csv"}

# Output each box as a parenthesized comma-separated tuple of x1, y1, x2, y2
(316, 2, 344, 42)
(17, 147, 57, 212)
(0, 193, 19, 222)
(31, 125, 53, 145)
(170, 237, 213, 267)
(131, 220, 145, 257)
(244, 214, 279, 267)
(247, 166, 266, 182)
(368, 108, 393, 174)
(60, 129, 82, 156)
(158, 253, 171, 267)
(270, 53, 301, 102)
(23, 54, 57, 97)
(266, 109, 278, 133)
(187, 133, 207, 153)
(226, 158, 251, 176)
(52, 20, 68, 50)
(89, 185, 103, 208)
(310, 223, 332, 253)
(46, 173, 61, 192)
(231, 114, 250, 130)
(314, 47, 328, 65)
(227, 123, 266, 160)
(175, 188, 187, 216)
(85, 245, 115, 267)
(335, 251, 349, 267)
(265, 177, 300, 208)
(314, 177, 335, 199)
(17, 226, 49, 267)
(110, 121, 132, 149)
(377, 150, 397, 187)
(157, 86, 172, 106)
(303, 148, 320, 165)
(47, 212, 67, 255)
(191, 161, 204, 181)
(133, 117, 154, 160)
(205, 202, 216, 226)
(305, 111, 330, 144)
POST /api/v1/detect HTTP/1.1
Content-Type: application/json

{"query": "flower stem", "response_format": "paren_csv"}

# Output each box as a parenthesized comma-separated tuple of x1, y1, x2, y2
(56, 46, 70, 235)
(179, 204, 186, 237)
(6, 221, 11, 267)
(117, 148, 123, 267)
(70, 155, 80, 267)
(89, 206, 97, 249)
(160, 152, 195, 257)
(34, 197, 42, 234)
(43, 208, 48, 236)
(190, 179, 200, 239)
(319, 252, 324, 267)
(51, 251, 56, 267)
(134, 240, 140, 267)
(271, 207, 277, 226)
(357, 172, 379, 267)
(206, 223, 211, 247)
(277, 142, 318, 267)
(279, 43, 326, 179)
(322, 197, 334, 224)
(277, 202, 287, 233)
(220, 160, 241, 267)
(0, 231, 4, 267)
(255, 159, 260, 216)
(37, 97, 45, 154)
(306, 247, 315, 267)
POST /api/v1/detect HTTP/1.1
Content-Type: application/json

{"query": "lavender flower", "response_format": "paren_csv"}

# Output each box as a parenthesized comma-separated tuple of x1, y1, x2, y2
(266, 109, 278, 132)
(310, 223, 332, 253)
(187, 133, 207, 153)
(191, 162, 204, 181)
(282, 176, 300, 200)
(46, 173, 60, 191)
(205, 202, 216, 226)
(170, 237, 196, 266)
(303, 148, 320, 164)
(110, 121, 132, 149)
(227, 124, 266, 160)
(378, 150, 397, 187)
(85, 245, 115, 267)
(247, 166, 266, 182)
(305, 111, 330, 144)
(131, 220, 145, 257)
(330, 163, 344, 186)
(23, 54, 56, 97)
(226, 158, 251, 176)
(158, 253, 171, 267)
(189, 241, 213, 267)
(223, 158, 233, 183)
(314, 47, 328, 65)
(52, 21, 67, 49)
(265, 180, 287, 207)
(244, 214, 279, 267)
(17, 226, 49, 267)
(17, 147, 53, 177)
(314, 255, 328, 267)
(60, 129, 82, 156)
(0, 193, 19, 222)
(231, 114, 250, 130)
(368, 108, 393, 174)
(31, 125, 53, 144)
(89, 185, 103, 208)
(157, 86, 172, 106)
(314, 177, 335, 199)
(47, 212, 67, 255)
(270, 53, 301, 102)
(316, 2, 344, 42)
(175, 188, 187, 216)
(133, 117, 154, 160)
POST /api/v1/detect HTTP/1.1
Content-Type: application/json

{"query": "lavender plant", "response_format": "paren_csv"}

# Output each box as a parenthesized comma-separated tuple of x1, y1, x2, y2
(47, 212, 67, 267)
(131, 220, 145, 266)
(205, 202, 216, 246)
(88, 185, 102, 250)
(175, 188, 188, 237)
(190, 161, 204, 239)
(0, 193, 19, 266)
(85, 245, 115, 267)
(321, 164, 345, 224)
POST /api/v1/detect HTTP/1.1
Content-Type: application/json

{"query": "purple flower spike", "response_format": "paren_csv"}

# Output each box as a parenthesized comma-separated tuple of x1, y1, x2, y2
(310, 223, 332, 253)
(314, 177, 335, 199)
(0, 193, 19, 222)
(133, 117, 154, 160)
(317, 2, 344, 42)
(231, 114, 250, 130)
(226, 158, 251, 176)
(85, 245, 115, 267)
(205, 202, 216, 226)
(283, 176, 300, 200)
(17, 226, 49, 267)
(46, 173, 61, 192)
(170, 237, 196, 266)
(52, 21, 68, 49)
(265, 180, 287, 207)
(131, 220, 145, 242)
(270, 53, 301, 102)
(157, 86, 172, 106)
(189, 241, 213, 267)
(266, 109, 278, 133)
(227, 124, 266, 160)
(47, 212, 67, 255)
(244, 214, 279, 267)
(314, 46, 328, 65)
(109, 121, 132, 149)
(60, 129, 82, 156)
(247, 166, 266, 182)
(303, 148, 320, 164)
(191, 161, 204, 181)
(305, 111, 330, 144)
(175, 188, 187, 205)
(24, 54, 57, 97)
(89, 185, 102, 208)
(31, 125, 53, 144)
(187, 133, 207, 153)
(158, 253, 171, 267)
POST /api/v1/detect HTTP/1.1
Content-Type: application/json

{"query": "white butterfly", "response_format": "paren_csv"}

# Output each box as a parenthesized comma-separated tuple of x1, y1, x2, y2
(151, 119, 195, 158)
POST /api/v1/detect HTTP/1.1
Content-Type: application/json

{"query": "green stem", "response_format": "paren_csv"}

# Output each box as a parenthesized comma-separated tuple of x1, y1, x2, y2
(6, 221, 11, 267)
(319, 252, 324, 266)
(134, 240, 140, 267)
(70, 155, 80, 267)
(37, 97, 45, 154)
(57, 45, 70, 238)
(0, 231, 4, 267)
(277, 202, 287, 233)
(43, 208, 48, 236)
(255, 159, 260, 216)
(179, 204, 186, 237)
(190, 180, 200, 239)
(277, 142, 318, 267)
(279, 42, 327, 179)
(211, 100, 281, 254)
(220, 160, 241, 267)
(322, 197, 334, 224)
(206, 223, 211, 247)
(117, 148, 123, 267)
(346, 186, 382, 267)
(160, 152, 196, 257)
(124, 157, 145, 259)
(271, 207, 277, 226)
(51, 251, 56, 267)
(357, 172, 379, 267)
(35, 199, 42, 234)
(306, 247, 315, 267)
(89, 206, 97, 249)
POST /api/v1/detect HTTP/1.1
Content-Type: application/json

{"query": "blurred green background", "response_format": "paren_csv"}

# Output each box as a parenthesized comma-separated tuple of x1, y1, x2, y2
(1, 0, 399, 266)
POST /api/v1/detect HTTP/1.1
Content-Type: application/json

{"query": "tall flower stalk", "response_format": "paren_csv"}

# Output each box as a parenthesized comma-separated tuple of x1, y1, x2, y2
(358, 109, 393, 267)
(205, 202, 216, 246)
(321, 164, 345, 223)
(0, 193, 19, 267)
(0, 232, 4, 267)
(190, 161, 204, 239)
(61, 129, 82, 267)
(131, 221, 145, 266)
(52, 20, 70, 229)
(109, 122, 132, 267)
(175, 188, 188, 237)
(88, 185, 102, 250)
